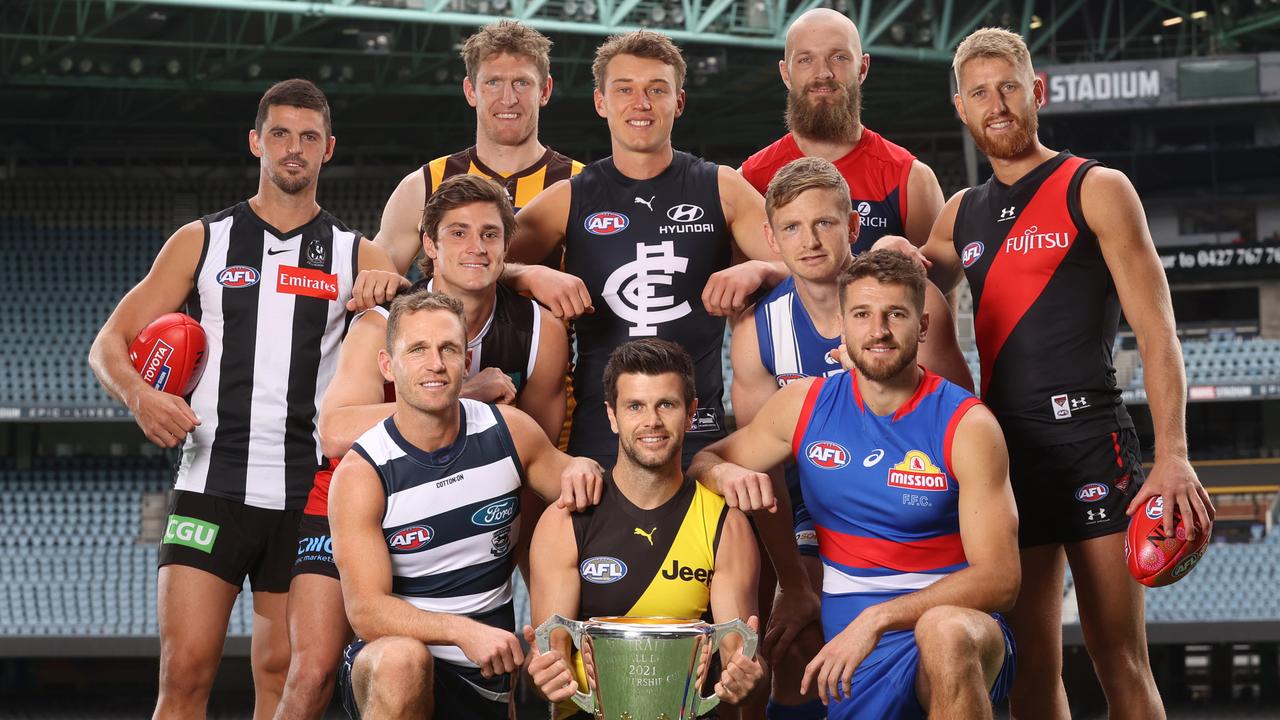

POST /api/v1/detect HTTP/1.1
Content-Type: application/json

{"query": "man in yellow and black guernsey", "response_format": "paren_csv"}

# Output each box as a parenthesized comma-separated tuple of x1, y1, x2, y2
(522, 339, 766, 719)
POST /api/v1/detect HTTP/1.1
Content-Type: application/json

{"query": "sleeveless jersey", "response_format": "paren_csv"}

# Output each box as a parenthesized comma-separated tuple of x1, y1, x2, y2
(351, 400, 524, 669)
(741, 128, 915, 253)
(179, 201, 358, 510)
(755, 277, 846, 384)
(793, 371, 980, 627)
(565, 152, 732, 466)
(558, 476, 727, 720)
(953, 152, 1132, 445)
(303, 280, 541, 516)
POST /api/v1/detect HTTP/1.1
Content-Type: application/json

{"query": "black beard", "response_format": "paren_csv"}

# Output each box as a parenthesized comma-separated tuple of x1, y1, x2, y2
(966, 110, 1039, 160)
(785, 80, 861, 142)
(269, 169, 313, 195)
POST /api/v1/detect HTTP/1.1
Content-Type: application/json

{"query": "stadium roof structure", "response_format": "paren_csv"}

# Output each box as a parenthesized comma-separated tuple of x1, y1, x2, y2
(3, 0, 1280, 167)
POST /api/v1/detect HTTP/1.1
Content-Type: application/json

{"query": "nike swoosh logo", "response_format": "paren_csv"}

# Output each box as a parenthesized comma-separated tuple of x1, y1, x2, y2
(266, 247, 294, 256)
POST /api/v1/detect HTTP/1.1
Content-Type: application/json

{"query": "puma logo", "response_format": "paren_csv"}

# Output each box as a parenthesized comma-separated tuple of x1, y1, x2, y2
(634, 195, 655, 211)
(633, 526, 656, 545)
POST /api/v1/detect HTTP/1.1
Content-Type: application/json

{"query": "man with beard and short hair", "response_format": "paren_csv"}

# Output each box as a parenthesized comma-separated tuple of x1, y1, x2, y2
(739, 8, 972, 391)
(89, 79, 400, 719)
(875, 28, 1214, 719)
(522, 339, 765, 720)
(689, 250, 1019, 720)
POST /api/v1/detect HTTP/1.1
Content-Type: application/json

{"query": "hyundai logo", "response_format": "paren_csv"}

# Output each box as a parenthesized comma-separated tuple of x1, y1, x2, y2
(666, 204, 705, 223)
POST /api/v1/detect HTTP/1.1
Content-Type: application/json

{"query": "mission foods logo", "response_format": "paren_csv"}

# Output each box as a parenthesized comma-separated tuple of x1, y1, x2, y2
(388, 525, 434, 553)
(585, 211, 629, 236)
(887, 451, 949, 491)
(806, 441, 850, 469)
(217, 265, 260, 288)
(580, 556, 627, 584)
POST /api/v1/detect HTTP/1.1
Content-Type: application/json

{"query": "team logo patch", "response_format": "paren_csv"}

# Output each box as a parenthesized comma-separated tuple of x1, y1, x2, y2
(1145, 497, 1165, 521)
(490, 526, 512, 558)
(585, 211, 629, 235)
(602, 241, 691, 336)
(580, 556, 628, 584)
(387, 525, 434, 553)
(217, 265, 260, 288)
(887, 450, 949, 491)
(806, 441, 850, 469)
(140, 340, 175, 390)
(278, 266, 339, 301)
(666, 204, 705, 223)
(472, 498, 518, 527)
(1076, 483, 1110, 503)
(776, 373, 807, 387)
(961, 242, 985, 268)
(1051, 393, 1072, 419)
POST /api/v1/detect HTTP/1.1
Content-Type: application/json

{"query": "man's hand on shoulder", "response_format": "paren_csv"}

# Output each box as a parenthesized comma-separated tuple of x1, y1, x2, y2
(871, 234, 931, 269)
(557, 456, 604, 511)
(702, 260, 783, 318)
(706, 461, 778, 513)
(510, 264, 594, 320)
(461, 367, 518, 405)
(455, 618, 525, 679)
(347, 269, 410, 312)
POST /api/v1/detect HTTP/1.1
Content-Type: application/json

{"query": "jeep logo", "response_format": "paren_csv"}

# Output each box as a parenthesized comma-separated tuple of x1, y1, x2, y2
(660, 559, 713, 584)
(580, 556, 627, 584)
(472, 498, 518, 527)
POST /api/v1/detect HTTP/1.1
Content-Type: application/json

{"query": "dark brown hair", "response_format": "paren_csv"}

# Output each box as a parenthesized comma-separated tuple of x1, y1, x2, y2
(838, 249, 927, 313)
(416, 174, 518, 278)
(255, 78, 331, 137)
(602, 339, 695, 408)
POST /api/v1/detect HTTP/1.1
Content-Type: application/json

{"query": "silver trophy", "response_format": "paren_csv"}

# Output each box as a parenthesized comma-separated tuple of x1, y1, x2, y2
(535, 615, 757, 720)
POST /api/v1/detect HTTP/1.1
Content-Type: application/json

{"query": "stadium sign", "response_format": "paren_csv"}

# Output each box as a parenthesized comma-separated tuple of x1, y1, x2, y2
(1123, 384, 1280, 405)
(1157, 242, 1280, 281)
(1038, 52, 1280, 115)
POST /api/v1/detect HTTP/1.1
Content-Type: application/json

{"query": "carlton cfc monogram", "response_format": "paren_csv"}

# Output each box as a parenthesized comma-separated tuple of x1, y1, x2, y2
(602, 242, 692, 336)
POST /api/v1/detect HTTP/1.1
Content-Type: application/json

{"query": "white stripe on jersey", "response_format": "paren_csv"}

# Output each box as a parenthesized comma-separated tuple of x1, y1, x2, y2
(383, 455, 519, 528)
(411, 585, 514, 667)
(245, 234, 298, 506)
(764, 290, 803, 376)
(390, 518, 523, 579)
(526, 301, 542, 381)
(823, 564, 946, 595)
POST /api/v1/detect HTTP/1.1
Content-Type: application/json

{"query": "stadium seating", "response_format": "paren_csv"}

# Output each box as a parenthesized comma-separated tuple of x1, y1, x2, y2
(1133, 337, 1280, 387)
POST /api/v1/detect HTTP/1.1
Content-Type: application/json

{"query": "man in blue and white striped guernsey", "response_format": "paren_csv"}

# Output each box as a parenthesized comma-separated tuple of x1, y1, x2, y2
(328, 289, 604, 719)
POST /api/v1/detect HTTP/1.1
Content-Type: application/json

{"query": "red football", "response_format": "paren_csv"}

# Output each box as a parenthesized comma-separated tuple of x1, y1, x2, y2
(129, 313, 208, 397)
(1125, 496, 1210, 588)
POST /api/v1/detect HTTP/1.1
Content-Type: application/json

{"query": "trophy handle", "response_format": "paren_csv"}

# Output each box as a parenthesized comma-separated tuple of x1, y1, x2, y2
(533, 614, 595, 714)
(694, 618, 758, 715)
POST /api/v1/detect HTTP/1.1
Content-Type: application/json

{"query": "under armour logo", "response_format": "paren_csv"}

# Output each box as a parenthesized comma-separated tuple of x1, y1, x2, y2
(998, 206, 1016, 221)
(602, 242, 691, 336)
(1070, 396, 1091, 410)
(635, 195, 655, 211)
(633, 527, 656, 545)
(1087, 509, 1108, 521)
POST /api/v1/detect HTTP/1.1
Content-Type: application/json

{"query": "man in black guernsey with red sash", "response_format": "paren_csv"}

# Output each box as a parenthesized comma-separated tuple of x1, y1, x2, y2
(877, 28, 1214, 719)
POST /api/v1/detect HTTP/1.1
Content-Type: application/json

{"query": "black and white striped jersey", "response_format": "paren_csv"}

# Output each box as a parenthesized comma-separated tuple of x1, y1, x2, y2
(176, 201, 359, 510)
(351, 400, 525, 668)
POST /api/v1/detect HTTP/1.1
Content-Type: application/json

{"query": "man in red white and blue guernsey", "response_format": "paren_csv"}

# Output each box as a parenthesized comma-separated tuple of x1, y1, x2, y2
(690, 250, 1019, 719)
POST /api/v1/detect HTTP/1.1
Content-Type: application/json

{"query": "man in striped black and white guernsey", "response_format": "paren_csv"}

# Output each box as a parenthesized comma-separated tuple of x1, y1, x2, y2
(90, 79, 399, 720)
(328, 290, 602, 720)
(691, 251, 1020, 720)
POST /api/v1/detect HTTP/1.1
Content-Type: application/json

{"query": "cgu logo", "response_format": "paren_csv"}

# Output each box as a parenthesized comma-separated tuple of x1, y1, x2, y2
(217, 265, 260, 288)
(1075, 483, 1109, 503)
(585, 212, 629, 236)
(961, 242, 985, 268)
(388, 525, 434, 553)
(472, 498, 518, 527)
(806, 441, 850, 469)
(580, 556, 628, 584)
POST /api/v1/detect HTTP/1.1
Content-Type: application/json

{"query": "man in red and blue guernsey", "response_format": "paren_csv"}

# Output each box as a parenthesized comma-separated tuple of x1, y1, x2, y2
(691, 250, 1019, 719)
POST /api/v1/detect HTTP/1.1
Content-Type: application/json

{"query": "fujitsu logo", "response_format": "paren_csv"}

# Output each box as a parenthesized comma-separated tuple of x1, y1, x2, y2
(1004, 225, 1071, 255)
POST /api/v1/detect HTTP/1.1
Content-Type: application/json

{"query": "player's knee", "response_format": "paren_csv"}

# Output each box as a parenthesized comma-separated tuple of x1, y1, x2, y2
(253, 640, 293, 683)
(915, 607, 983, 668)
(363, 637, 434, 691)
(159, 650, 218, 700)
(287, 649, 341, 695)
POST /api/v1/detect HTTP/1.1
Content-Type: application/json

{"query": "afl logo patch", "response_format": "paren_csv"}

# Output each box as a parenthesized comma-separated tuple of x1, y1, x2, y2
(1075, 483, 1109, 503)
(387, 525, 434, 553)
(580, 556, 628, 584)
(217, 265, 260, 288)
(776, 373, 807, 387)
(585, 211, 629, 235)
(961, 242, 984, 268)
(806, 441, 850, 469)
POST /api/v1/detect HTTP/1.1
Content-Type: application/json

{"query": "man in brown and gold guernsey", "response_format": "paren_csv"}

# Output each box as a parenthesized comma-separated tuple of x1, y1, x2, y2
(522, 339, 765, 719)
(374, 20, 583, 273)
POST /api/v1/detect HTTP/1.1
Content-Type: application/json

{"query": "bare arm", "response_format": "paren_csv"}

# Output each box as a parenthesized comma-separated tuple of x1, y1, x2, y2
(372, 169, 428, 274)
(497, 404, 603, 510)
(317, 311, 393, 459)
(1085, 168, 1214, 536)
(919, 283, 975, 392)
(728, 310, 781, 427)
(515, 309, 569, 442)
(88, 221, 203, 447)
(903, 160, 946, 249)
(500, 180, 594, 319)
(876, 191, 967, 294)
(524, 504, 583, 701)
(708, 508, 765, 705)
(689, 378, 811, 496)
(703, 166, 790, 317)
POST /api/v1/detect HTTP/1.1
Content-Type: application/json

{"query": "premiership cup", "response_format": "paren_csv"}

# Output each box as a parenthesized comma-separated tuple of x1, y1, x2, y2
(534, 615, 756, 720)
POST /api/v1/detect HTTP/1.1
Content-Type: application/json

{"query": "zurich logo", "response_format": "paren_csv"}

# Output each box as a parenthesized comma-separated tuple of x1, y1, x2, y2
(856, 201, 872, 217)
(863, 449, 885, 467)
(580, 556, 628, 584)
(472, 498, 518, 527)
(585, 211, 629, 235)
(961, 242, 985, 268)
(806, 441, 850, 469)
(666, 204, 705, 223)
(1075, 483, 1109, 503)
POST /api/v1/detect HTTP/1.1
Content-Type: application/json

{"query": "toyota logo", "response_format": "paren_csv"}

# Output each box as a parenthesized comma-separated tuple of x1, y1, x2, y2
(666, 204, 705, 222)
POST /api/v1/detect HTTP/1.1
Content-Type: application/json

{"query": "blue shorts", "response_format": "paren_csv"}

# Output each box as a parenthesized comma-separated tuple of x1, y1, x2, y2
(820, 604, 1016, 719)
(338, 638, 511, 720)
(786, 468, 819, 558)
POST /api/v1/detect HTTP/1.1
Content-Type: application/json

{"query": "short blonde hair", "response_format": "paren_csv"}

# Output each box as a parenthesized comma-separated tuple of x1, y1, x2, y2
(592, 30, 687, 90)
(765, 157, 852, 222)
(952, 27, 1033, 86)
(461, 20, 552, 83)
(386, 290, 466, 351)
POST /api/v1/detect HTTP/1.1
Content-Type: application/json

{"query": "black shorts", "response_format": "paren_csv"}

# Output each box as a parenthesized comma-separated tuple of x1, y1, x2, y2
(293, 512, 339, 580)
(338, 639, 510, 720)
(1008, 428, 1145, 548)
(157, 490, 301, 593)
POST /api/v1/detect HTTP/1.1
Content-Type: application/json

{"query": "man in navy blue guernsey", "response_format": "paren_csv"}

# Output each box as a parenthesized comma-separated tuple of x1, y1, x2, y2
(327, 290, 602, 720)
(690, 251, 1020, 719)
